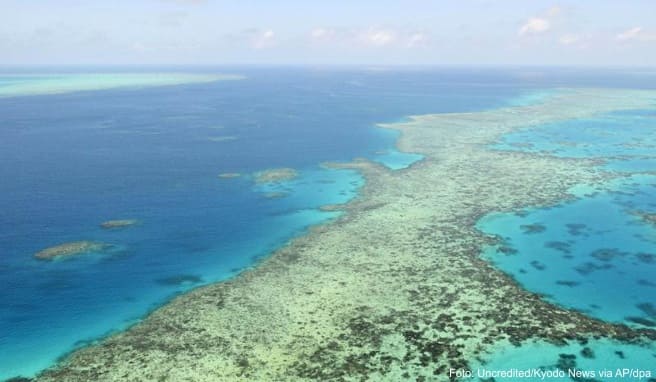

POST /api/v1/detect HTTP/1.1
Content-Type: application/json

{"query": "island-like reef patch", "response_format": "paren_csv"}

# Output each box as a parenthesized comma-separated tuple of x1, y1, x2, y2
(253, 167, 299, 184)
(34, 241, 110, 261)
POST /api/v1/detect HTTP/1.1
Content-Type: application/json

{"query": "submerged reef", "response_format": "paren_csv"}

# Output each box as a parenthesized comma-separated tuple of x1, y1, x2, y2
(34, 241, 109, 261)
(38, 89, 656, 381)
(217, 173, 241, 179)
(319, 203, 348, 212)
(632, 210, 656, 226)
(253, 167, 299, 184)
(262, 191, 289, 199)
(0, 73, 244, 98)
(207, 135, 238, 142)
(100, 219, 138, 229)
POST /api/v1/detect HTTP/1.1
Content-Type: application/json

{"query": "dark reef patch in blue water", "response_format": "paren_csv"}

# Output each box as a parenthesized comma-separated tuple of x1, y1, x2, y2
(155, 274, 204, 286)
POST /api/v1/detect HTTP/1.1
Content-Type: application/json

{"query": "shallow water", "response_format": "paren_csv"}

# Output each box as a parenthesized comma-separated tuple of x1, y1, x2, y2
(467, 339, 656, 382)
(0, 73, 233, 97)
(480, 108, 656, 327)
(476, 104, 656, 377)
(478, 174, 656, 326)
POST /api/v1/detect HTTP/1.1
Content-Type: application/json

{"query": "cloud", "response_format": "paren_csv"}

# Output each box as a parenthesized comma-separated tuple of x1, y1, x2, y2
(358, 28, 397, 46)
(518, 17, 550, 36)
(559, 34, 581, 45)
(616, 27, 656, 42)
(310, 27, 429, 49)
(310, 28, 337, 42)
(249, 29, 275, 49)
(518, 5, 563, 37)
(546, 5, 562, 17)
(407, 32, 429, 48)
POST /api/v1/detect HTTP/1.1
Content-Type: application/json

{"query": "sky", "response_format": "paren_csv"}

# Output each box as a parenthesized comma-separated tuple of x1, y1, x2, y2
(1, 0, 655, 66)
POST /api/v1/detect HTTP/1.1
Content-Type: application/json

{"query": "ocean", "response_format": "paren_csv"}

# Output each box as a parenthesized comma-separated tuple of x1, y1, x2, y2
(1, 67, 656, 380)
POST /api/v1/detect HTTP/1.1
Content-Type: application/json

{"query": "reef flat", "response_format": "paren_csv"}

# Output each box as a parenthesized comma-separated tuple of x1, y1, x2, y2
(37, 89, 656, 381)
(34, 241, 109, 261)
(0, 73, 243, 98)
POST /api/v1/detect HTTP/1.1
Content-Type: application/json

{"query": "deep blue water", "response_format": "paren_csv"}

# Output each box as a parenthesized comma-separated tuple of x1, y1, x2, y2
(0, 68, 547, 380)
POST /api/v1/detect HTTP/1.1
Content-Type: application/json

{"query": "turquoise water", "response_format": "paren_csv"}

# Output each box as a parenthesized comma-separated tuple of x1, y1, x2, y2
(476, 106, 656, 378)
(481, 109, 656, 327)
(493, 109, 656, 158)
(478, 174, 656, 326)
(0, 68, 540, 380)
(0, 73, 236, 97)
(467, 339, 656, 382)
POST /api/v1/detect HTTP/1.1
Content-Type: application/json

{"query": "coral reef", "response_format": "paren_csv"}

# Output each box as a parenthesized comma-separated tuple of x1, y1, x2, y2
(253, 167, 299, 184)
(217, 173, 241, 179)
(34, 241, 109, 261)
(100, 219, 138, 229)
(37, 89, 656, 381)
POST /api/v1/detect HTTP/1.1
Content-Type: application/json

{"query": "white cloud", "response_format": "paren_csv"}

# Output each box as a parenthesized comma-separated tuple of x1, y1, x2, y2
(407, 32, 429, 48)
(310, 28, 337, 42)
(546, 5, 562, 17)
(252, 29, 275, 49)
(358, 28, 397, 47)
(308, 26, 430, 49)
(518, 17, 550, 36)
(559, 34, 581, 45)
(518, 5, 564, 37)
(616, 27, 656, 42)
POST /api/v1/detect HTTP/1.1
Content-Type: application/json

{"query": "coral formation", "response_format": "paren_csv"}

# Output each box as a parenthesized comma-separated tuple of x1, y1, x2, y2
(100, 219, 138, 229)
(34, 241, 109, 260)
(37, 89, 656, 381)
(253, 168, 299, 184)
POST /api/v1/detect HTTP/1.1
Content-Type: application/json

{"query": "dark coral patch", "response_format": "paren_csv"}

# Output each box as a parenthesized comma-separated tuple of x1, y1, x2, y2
(155, 274, 203, 286)
(635, 253, 655, 264)
(556, 353, 577, 372)
(636, 303, 656, 318)
(590, 248, 627, 262)
(580, 347, 595, 359)
(556, 280, 580, 287)
(530, 260, 546, 271)
(625, 317, 656, 327)
(520, 223, 546, 234)
(545, 241, 571, 254)
(497, 246, 518, 255)
(566, 223, 587, 236)
(575, 262, 613, 275)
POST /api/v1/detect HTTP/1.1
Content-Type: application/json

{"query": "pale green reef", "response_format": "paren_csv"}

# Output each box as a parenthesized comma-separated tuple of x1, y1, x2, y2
(37, 89, 656, 381)
(0, 73, 243, 98)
